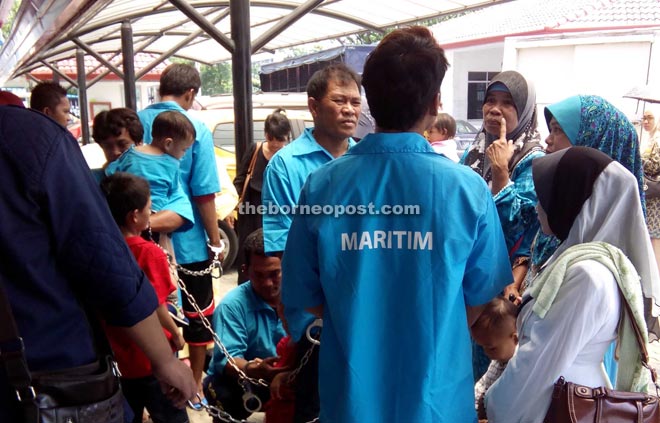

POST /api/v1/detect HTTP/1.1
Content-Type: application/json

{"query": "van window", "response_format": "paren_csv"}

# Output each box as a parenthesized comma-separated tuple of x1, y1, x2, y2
(212, 118, 311, 152)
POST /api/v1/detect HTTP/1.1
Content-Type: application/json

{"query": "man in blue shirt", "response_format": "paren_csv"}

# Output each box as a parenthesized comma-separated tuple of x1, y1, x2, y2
(282, 27, 512, 422)
(204, 229, 286, 419)
(261, 63, 362, 421)
(138, 63, 221, 398)
(0, 106, 196, 421)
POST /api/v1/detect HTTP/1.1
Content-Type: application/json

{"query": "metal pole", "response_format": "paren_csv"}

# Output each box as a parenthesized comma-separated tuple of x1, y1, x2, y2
(76, 48, 90, 145)
(252, 0, 323, 53)
(230, 0, 253, 165)
(169, 0, 234, 53)
(121, 21, 137, 110)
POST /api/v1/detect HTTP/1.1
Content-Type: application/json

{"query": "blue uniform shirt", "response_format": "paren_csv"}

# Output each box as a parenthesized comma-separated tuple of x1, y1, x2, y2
(138, 102, 220, 264)
(0, 107, 158, 421)
(262, 128, 356, 341)
(105, 146, 194, 229)
(208, 282, 285, 375)
(283, 132, 512, 423)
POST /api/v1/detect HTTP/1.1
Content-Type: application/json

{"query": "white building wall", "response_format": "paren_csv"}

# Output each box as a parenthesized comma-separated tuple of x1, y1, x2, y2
(444, 42, 503, 122)
(505, 30, 658, 138)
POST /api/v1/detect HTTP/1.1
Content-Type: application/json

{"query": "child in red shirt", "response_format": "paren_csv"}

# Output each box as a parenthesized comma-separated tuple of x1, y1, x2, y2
(101, 172, 188, 423)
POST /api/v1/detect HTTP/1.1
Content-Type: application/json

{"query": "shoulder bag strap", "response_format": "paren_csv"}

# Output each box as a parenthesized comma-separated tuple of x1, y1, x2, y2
(238, 141, 263, 206)
(615, 284, 658, 387)
(0, 282, 39, 420)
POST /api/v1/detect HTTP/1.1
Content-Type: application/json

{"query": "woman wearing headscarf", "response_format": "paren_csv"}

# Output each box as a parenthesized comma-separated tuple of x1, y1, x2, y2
(522, 95, 660, 339)
(461, 70, 544, 379)
(485, 147, 658, 423)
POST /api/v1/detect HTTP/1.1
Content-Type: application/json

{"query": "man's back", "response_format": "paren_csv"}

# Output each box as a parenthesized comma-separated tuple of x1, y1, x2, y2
(282, 132, 511, 422)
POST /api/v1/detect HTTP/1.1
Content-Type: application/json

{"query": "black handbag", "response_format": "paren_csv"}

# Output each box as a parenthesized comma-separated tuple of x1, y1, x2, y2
(645, 173, 660, 199)
(0, 283, 124, 423)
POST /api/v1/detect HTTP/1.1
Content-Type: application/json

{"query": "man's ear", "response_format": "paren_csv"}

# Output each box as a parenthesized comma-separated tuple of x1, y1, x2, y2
(240, 263, 247, 274)
(429, 92, 441, 117)
(512, 331, 519, 344)
(42, 106, 53, 118)
(308, 97, 318, 118)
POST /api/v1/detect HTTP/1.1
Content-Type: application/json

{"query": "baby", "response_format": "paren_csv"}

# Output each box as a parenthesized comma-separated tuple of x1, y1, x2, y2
(471, 296, 519, 420)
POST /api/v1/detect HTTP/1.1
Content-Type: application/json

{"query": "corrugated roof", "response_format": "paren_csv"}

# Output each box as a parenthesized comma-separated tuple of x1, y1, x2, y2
(431, 0, 660, 47)
(0, 0, 513, 84)
(29, 52, 169, 82)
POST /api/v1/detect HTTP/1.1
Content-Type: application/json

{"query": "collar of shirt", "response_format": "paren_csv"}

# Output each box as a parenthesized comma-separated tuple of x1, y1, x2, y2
(290, 127, 357, 159)
(147, 101, 185, 113)
(348, 132, 434, 155)
(245, 282, 277, 313)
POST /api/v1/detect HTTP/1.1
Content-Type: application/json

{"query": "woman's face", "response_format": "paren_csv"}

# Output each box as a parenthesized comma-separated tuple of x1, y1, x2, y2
(536, 203, 552, 235)
(482, 91, 518, 137)
(643, 112, 655, 131)
(545, 117, 572, 153)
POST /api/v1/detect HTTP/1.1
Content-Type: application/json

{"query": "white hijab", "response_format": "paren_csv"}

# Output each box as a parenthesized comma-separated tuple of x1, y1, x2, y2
(546, 156, 660, 338)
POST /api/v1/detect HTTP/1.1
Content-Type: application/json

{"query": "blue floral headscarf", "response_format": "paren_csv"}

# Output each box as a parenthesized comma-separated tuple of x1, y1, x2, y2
(532, 95, 645, 273)
(544, 94, 644, 207)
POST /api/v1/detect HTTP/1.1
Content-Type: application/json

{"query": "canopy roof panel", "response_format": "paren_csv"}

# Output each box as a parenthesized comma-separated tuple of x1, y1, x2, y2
(0, 0, 509, 84)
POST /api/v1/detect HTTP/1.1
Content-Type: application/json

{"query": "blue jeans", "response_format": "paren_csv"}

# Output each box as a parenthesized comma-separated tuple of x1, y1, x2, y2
(121, 375, 189, 423)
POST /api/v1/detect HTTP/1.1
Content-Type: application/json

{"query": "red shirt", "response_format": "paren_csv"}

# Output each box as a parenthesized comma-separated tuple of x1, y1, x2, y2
(105, 236, 176, 378)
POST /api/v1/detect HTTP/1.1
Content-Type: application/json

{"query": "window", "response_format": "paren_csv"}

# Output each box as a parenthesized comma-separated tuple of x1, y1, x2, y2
(467, 71, 499, 120)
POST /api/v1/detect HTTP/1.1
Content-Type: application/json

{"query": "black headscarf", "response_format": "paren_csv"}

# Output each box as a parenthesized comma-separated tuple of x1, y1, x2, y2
(532, 146, 613, 241)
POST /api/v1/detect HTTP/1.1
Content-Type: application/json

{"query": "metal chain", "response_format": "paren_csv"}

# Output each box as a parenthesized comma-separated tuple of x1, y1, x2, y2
(287, 340, 317, 384)
(190, 396, 249, 423)
(174, 261, 269, 389)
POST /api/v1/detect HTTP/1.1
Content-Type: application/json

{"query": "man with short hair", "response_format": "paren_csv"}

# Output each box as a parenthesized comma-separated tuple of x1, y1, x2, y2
(29, 81, 70, 127)
(204, 228, 287, 420)
(261, 62, 362, 422)
(281, 27, 512, 421)
(138, 63, 221, 398)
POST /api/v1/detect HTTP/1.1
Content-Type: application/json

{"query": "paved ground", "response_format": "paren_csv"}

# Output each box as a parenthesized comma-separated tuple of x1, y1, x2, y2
(182, 268, 660, 422)
(185, 267, 263, 423)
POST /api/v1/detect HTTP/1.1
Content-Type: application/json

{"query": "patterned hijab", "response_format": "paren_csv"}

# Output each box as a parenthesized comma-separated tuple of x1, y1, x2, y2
(463, 70, 541, 182)
(544, 95, 644, 208)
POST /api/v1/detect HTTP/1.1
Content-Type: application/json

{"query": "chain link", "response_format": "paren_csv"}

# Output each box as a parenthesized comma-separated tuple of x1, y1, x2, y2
(189, 397, 249, 423)
(174, 259, 269, 389)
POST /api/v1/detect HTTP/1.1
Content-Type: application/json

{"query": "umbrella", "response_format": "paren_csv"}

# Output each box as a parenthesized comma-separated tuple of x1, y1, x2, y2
(624, 85, 660, 104)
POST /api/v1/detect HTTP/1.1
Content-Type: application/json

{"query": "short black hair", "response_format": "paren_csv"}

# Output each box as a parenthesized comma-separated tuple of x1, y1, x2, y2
(30, 81, 67, 113)
(243, 228, 266, 268)
(100, 172, 151, 228)
(151, 110, 196, 142)
(159, 63, 201, 97)
(362, 26, 449, 131)
(306, 63, 360, 100)
(93, 107, 144, 144)
(264, 108, 291, 141)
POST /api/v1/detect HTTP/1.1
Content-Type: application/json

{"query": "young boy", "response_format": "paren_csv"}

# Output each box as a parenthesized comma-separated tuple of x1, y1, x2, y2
(471, 296, 519, 420)
(105, 109, 196, 229)
(101, 172, 188, 423)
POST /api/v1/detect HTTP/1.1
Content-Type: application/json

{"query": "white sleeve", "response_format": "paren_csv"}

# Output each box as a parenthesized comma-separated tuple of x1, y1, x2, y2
(485, 261, 618, 423)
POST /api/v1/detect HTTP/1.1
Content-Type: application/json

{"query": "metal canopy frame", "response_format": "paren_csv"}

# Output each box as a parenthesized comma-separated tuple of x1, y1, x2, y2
(0, 0, 509, 160)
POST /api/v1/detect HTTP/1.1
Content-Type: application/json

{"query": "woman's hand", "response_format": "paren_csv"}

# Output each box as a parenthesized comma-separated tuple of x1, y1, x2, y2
(487, 117, 514, 194)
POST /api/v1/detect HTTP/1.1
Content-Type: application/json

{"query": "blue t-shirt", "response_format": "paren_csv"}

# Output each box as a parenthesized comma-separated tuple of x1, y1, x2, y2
(262, 128, 356, 341)
(208, 282, 285, 375)
(282, 132, 512, 423)
(138, 102, 220, 264)
(0, 107, 158, 421)
(105, 146, 194, 229)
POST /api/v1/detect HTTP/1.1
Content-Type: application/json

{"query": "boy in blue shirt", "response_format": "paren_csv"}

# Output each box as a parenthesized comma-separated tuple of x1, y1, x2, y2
(106, 110, 195, 232)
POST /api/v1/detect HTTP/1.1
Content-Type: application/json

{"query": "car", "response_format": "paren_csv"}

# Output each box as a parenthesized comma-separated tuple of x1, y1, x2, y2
(189, 93, 313, 270)
(454, 119, 480, 157)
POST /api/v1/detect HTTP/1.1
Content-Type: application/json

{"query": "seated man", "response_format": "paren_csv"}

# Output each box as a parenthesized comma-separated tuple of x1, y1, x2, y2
(203, 228, 288, 420)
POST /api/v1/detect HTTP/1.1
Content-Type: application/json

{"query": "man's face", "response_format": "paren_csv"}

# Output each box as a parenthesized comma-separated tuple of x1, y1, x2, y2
(247, 254, 282, 305)
(309, 79, 361, 141)
(47, 96, 71, 127)
(98, 128, 137, 163)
